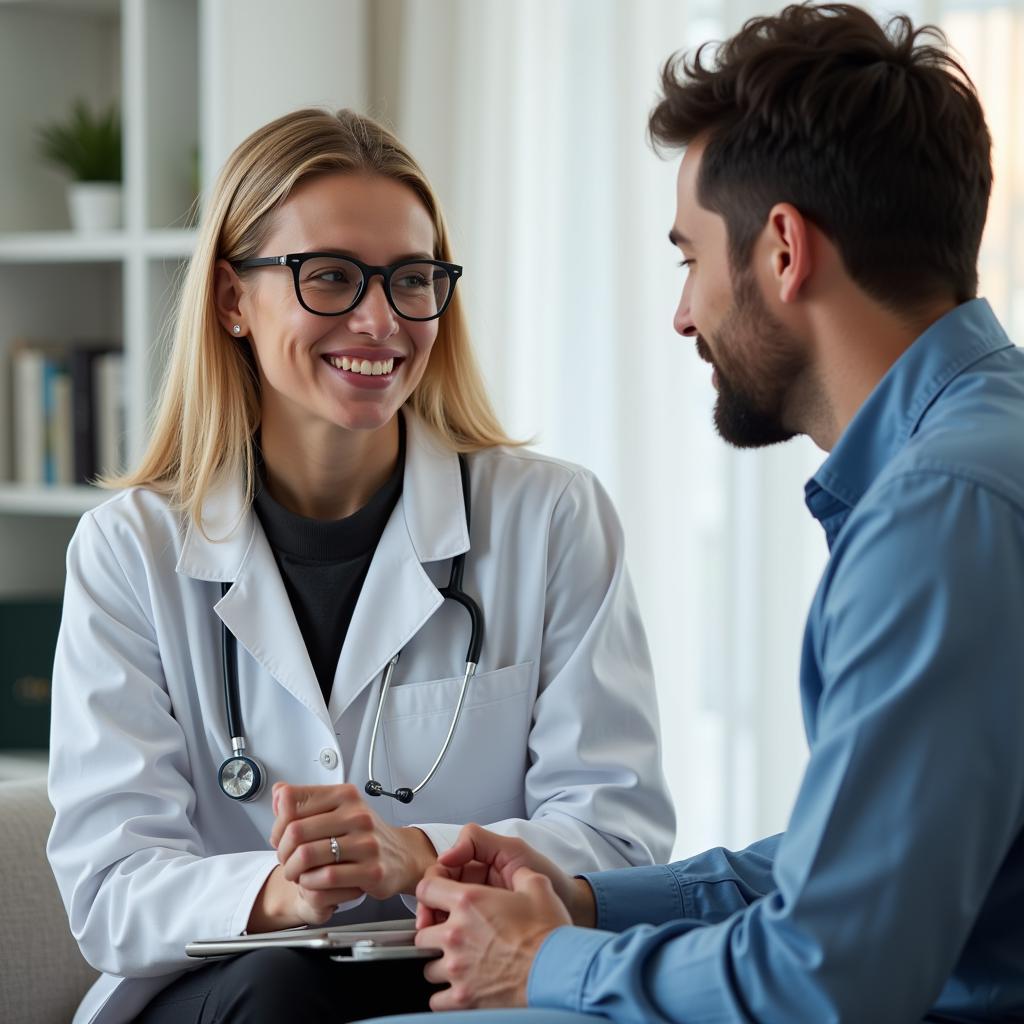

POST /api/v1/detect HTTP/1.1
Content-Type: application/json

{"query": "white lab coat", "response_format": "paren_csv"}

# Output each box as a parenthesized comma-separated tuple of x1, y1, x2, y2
(46, 412, 674, 1024)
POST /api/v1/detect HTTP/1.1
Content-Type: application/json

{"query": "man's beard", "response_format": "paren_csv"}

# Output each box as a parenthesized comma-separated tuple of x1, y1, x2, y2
(703, 271, 807, 449)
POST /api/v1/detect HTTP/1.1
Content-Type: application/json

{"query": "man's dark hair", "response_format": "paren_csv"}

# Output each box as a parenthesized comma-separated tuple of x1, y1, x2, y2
(649, 3, 992, 312)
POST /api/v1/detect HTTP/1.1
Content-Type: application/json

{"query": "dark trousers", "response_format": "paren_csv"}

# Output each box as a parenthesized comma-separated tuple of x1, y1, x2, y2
(131, 948, 441, 1023)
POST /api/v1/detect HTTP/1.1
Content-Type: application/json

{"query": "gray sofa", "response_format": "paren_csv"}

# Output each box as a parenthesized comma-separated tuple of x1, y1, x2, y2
(0, 776, 98, 1024)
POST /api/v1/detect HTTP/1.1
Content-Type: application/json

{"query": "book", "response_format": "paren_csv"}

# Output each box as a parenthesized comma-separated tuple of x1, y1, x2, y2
(12, 345, 45, 485)
(0, 598, 63, 750)
(53, 368, 73, 484)
(94, 350, 124, 477)
(70, 345, 118, 484)
(95, 349, 125, 478)
(42, 357, 73, 485)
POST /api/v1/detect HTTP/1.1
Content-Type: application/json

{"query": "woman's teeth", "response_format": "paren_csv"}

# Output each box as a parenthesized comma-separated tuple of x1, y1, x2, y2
(327, 356, 395, 376)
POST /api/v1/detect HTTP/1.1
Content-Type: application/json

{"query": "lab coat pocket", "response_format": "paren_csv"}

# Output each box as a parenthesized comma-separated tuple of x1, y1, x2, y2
(381, 661, 534, 824)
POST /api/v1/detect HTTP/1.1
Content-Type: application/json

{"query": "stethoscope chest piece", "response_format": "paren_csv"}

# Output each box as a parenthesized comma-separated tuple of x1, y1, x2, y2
(218, 752, 265, 801)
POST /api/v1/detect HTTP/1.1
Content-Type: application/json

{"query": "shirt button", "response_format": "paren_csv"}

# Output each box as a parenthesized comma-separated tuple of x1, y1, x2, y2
(319, 748, 339, 770)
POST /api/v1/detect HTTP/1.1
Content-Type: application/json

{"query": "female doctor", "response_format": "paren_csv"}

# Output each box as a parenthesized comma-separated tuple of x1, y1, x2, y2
(46, 108, 673, 1024)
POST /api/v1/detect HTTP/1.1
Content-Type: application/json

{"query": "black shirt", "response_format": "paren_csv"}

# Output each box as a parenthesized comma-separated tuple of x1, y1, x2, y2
(253, 420, 406, 703)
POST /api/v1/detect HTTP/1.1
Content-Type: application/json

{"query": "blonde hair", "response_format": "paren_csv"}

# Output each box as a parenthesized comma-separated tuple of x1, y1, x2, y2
(107, 108, 518, 526)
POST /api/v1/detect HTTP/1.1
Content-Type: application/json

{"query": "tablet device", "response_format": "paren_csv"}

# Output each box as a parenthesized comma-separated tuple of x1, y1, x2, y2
(185, 918, 436, 959)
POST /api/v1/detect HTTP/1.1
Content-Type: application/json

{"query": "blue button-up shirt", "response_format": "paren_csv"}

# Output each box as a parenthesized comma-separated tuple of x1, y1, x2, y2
(529, 299, 1024, 1022)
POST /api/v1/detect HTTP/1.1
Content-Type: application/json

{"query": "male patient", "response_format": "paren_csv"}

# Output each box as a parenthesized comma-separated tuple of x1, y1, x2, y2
(365, 4, 1024, 1022)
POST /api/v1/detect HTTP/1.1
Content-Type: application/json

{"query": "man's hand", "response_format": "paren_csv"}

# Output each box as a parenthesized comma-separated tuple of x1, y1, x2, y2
(415, 823, 596, 930)
(415, 867, 572, 1011)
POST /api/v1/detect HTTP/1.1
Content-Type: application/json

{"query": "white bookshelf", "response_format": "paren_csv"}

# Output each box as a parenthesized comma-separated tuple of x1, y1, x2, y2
(0, 0, 367, 598)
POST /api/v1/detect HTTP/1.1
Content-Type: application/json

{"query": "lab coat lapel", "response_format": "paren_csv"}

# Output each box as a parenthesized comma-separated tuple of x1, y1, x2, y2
(327, 413, 470, 723)
(176, 474, 331, 731)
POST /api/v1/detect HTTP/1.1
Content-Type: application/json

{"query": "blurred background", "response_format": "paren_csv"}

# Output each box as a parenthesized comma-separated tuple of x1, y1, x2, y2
(0, 0, 1020, 860)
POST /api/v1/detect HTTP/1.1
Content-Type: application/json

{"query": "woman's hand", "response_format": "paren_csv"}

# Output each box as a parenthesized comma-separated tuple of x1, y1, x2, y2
(269, 782, 437, 912)
(415, 823, 596, 930)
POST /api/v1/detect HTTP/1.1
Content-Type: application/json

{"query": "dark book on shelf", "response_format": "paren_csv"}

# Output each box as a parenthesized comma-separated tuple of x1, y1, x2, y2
(70, 344, 118, 485)
(0, 598, 63, 750)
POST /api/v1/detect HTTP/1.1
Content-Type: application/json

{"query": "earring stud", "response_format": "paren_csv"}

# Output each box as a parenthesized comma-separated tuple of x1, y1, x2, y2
(232, 324, 241, 335)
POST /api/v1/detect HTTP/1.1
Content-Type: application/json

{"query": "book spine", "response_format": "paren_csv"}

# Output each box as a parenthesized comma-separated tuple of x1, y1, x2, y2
(70, 348, 98, 485)
(52, 369, 73, 485)
(95, 351, 125, 477)
(13, 348, 45, 485)
(42, 357, 71, 485)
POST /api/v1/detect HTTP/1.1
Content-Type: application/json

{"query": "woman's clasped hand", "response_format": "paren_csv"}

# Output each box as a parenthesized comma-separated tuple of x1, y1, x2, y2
(267, 782, 438, 923)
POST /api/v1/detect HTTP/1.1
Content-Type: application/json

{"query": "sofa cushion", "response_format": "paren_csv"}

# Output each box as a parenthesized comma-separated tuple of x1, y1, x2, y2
(0, 776, 97, 1024)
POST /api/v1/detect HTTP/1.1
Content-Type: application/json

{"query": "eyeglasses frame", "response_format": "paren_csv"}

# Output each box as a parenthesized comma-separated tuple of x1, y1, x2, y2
(230, 252, 463, 322)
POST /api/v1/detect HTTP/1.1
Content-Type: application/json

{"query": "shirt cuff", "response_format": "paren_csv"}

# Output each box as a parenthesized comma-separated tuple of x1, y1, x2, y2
(412, 822, 462, 857)
(582, 863, 683, 932)
(527, 925, 617, 1012)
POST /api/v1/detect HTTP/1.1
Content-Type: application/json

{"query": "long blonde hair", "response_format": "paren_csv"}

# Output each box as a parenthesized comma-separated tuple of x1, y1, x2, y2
(108, 108, 518, 526)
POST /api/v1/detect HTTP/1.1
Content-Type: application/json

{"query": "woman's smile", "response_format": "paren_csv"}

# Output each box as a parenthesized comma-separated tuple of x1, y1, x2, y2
(322, 349, 406, 389)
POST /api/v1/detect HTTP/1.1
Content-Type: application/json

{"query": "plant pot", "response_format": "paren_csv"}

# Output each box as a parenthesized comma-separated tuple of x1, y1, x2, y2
(67, 181, 122, 232)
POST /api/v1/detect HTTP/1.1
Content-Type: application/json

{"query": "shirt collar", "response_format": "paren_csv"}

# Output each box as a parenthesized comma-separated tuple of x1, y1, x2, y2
(804, 298, 1012, 545)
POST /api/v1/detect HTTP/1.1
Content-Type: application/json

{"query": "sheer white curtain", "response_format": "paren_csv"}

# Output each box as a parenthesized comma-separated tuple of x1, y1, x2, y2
(379, 0, 827, 858)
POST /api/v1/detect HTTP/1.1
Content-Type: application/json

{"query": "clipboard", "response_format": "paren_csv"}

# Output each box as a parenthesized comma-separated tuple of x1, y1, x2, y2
(186, 918, 440, 961)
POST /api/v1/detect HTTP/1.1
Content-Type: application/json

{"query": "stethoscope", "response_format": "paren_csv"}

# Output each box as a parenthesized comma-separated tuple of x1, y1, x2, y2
(217, 454, 484, 803)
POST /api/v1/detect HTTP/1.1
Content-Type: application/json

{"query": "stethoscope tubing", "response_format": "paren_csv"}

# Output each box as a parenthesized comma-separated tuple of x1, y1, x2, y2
(217, 452, 484, 804)
(220, 581, 243, 749)
(365, 453, 483, 802)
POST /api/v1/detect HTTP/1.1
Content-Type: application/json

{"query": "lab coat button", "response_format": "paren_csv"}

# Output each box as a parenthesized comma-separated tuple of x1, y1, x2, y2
(319, 748, 339, 770)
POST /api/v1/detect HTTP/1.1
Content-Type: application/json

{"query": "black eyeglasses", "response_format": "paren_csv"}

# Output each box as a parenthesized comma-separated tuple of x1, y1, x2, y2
(231, 252, 463, 322)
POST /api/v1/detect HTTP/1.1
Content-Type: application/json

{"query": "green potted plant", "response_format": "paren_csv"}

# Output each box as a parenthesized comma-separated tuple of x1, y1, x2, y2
(37, 100, 122, 232)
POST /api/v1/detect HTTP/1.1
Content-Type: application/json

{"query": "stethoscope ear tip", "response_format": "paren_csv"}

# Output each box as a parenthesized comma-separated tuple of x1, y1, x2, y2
(395, 788, 414, 804)
(365, 780, 384, 798)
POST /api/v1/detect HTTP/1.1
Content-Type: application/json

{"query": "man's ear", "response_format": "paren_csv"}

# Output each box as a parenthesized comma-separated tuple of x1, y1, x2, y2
(213, 259, 248, 336)
(764, 203, 812, 304)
